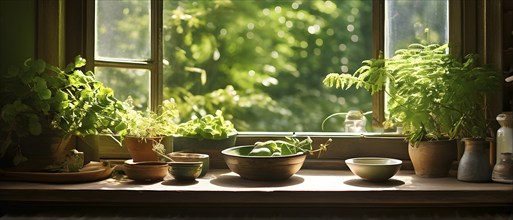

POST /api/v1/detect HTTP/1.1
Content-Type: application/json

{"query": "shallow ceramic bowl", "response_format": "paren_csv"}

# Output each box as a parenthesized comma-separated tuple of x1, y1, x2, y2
(124, 159, 168, 181)
(345, 157, 402, 182)
(168, 152, 209, 177)
(168, 161, 203, 181)
(222, 145, 306, 181)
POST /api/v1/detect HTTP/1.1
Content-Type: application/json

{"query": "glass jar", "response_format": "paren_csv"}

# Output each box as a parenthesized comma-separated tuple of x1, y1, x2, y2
(345, 110, 366, 133)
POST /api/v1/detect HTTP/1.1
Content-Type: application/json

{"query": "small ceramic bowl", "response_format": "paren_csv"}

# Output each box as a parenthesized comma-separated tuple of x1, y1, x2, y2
(168, 152, 209, 177)
(168, 161, 203, 181)
(124, 159, 168, 182)
(345, 157, 402, 182)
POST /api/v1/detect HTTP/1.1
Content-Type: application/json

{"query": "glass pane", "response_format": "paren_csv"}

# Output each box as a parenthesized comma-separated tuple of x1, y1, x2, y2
(163, 0, 373, 132)
(95, 0, 150, 60)
(385, 0, 448, 57)
(94, 67, 150, 110)
(384, 0, 449, 122)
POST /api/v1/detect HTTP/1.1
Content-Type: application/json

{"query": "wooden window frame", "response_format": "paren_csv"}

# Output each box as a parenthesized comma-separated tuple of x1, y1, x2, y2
(82, 0, 388, 129)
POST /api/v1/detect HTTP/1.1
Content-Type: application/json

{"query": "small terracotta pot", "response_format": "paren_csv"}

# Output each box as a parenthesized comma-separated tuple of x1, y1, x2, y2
(124, 137, 162, 162)
(409, 139, 457, 178)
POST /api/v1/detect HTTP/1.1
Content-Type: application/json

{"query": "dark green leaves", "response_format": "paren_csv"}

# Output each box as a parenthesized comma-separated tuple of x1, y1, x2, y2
(1, 56, 130, 164)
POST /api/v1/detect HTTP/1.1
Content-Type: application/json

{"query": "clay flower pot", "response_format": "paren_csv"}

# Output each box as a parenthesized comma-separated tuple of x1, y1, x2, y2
(408, 139, 457, 178)
(124, 136, 163, 162)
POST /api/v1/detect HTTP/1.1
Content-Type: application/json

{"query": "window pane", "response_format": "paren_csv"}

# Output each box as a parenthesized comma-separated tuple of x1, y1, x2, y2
(95, 67, 150, 110)
(95, 0, 150, 60)
(385, 0, 448, 57)
(163, 0, 373, 132)
(384, 0, 449, 122)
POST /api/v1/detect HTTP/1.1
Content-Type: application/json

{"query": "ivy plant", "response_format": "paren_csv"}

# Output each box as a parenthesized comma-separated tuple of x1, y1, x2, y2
(323, 44, 499, 144)
(0, 56, 127, 165)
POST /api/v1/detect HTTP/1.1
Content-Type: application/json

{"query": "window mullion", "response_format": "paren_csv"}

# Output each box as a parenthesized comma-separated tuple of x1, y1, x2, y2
(150, 0, 163, 112)
(85, 0, 95, 73)
(372, 0, 385, 128)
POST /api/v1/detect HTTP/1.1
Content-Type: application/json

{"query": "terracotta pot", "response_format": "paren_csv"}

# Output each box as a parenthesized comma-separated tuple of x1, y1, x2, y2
(457, 138, 492, 182)
(408, 139, 457, 177)
(124, 137, 162, 162)
(172, 134, 237, 169)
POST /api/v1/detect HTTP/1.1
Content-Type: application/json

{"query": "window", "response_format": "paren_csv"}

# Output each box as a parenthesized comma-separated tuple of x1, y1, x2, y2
(383, 0, 449, 120)
(89, 0, 449, 134)
(93, 0, 156, 110)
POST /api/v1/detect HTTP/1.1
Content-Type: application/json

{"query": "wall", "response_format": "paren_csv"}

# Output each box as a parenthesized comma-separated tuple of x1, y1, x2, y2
(0, 0, 36, 74)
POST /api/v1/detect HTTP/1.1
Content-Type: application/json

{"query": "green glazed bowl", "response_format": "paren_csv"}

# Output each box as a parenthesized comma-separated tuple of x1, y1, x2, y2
(345, 157, 402, 182)
(168, 152, 209, 177)
(168, 161, 203, 181)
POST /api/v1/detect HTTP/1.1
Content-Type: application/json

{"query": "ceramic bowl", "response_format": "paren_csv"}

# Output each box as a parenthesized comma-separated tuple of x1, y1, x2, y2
(168, 152, 209, 177)
(168, 161, 203, 181)
(345, 157, 402, 182)
(222, 145, 306, 181)
(123, 159, 168, 182)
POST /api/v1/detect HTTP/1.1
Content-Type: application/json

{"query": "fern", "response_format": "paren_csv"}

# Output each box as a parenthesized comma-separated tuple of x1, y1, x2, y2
(322, 43, 499, 144)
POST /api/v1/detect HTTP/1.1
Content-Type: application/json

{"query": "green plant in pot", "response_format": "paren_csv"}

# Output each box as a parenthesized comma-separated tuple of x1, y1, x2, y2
(0, 56, 127, 171)
(446, 54, 500, 182)
(121, 97, 179, 162)
(172, 110, 237, 168)
(323, 44, 496, 177)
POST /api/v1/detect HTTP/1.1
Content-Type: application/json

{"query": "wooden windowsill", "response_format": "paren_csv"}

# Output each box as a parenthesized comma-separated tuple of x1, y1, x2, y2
(0, 169, 511, 208)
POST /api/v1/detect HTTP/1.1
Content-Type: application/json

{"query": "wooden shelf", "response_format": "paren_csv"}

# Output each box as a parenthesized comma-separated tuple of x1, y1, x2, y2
(1, 169, 511, 208)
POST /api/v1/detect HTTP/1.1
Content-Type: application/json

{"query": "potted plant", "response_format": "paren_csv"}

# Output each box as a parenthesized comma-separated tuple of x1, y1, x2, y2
(172, 110, 237, 168)
(121, 97, 179, 162)
(448, 54, 500, 182)
(0, 56, 127, 171)
(323, 44, 493, 177)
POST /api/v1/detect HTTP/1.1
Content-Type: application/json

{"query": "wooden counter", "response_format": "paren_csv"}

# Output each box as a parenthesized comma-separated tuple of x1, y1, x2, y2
(1, 169, 511, 207)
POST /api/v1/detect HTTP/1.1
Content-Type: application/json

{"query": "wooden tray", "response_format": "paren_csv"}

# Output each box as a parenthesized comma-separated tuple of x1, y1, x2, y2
(0, 161, 115, 183)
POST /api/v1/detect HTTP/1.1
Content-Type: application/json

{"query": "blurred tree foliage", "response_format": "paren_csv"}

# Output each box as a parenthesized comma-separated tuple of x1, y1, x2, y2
(94, 0, 448, 132)
(162, 0, 373, 131)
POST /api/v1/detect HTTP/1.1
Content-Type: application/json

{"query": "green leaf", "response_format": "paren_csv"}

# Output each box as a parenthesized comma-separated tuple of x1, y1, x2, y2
(31, 59, 46, 74)
(74, 55, 86, 68)
(114, 121, 128, 133)
(64, 63, 75, 73)
(28, 115, 42, 135)
(19, 68, 36, 84)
